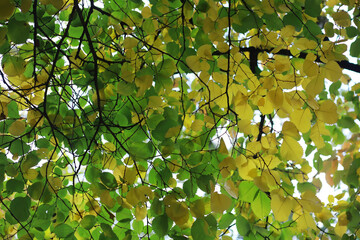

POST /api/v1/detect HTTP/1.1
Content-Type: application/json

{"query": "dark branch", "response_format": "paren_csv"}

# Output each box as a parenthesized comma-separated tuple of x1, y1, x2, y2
(213, 47, 360, 74)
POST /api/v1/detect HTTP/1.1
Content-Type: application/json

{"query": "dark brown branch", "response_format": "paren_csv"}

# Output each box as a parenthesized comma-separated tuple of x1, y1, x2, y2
(213, 47, 360, 74)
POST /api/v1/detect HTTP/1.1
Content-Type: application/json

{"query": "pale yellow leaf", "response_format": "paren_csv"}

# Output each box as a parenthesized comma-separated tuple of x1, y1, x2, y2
(299, 191, 322, 213)
(280, 136, 303, 163)
(324, 61, 342, 82)
(271, 192, 294, 221)
(296, 211, 317, 231)
(305, 75, 324, 97)
(281, 121, 300, 140)
(290, 108, 312, 133)
(315, 100, 338, 124)
(267, 87, 283, 108)
(310, 121, 329, 149)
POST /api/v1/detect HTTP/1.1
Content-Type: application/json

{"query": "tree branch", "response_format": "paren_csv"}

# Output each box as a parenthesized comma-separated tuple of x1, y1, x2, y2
(213, 47, 360, 73)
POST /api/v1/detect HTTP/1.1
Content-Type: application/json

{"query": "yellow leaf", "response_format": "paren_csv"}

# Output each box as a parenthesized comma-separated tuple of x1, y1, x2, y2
(0, 0, 16, 20)
(246, 141, 261, 157)
(49, 0, 65, 10)
(210, 192, 232, 213)
(135, 75, 153, 96)
(100, 190, 116, 208)
(332, 11, 351, 27)
(123, 37, 138, 49)
(258, 97, 273, 115)
(8, 120, 26, 136)
(164, 125, 181, 138)
(296, 211, 317, 231)
(126, 186, 153, 206)
(267, 87, 284, 108)
(197, 44, 213, 60)
(235, 155, 258, 180)
(224, 180, 239, 198)
(234, 102, 253, 120)
(218, 138, 228, 154)
(166, 201, 189, 226)
(310, 121, 329, 148)
(114, 165, 138, 184)
(303, 59, 318, 77)
(324, 61, 342, 82)
(281, 121, 300, 140)
(190, 199, 206, 218)
(290, 108, 312, 133)
(135, 204, 147, 220)
(217, 41, 229, 53)
(316, 100, 338, 124)
(2, 56, 27, 77)
(103, 142, 116, 152)
(305, 74, 324, 97)
(274, 55, 291, 73)
(315, 207, 333, 221)
(263, 155, 281, 169)
(191, 119, 204, 132)
(186, 55, 202, 72)
(218, 157, 236, 178)
(23, 169, 38, 180)
(280, 136, 303, 163)
(141, 6, 152, 18)
(20, 0, 32, 13)
(334, 222, 347, 236)
(271, 192, 294, 221)
(299, 191, 322, 213)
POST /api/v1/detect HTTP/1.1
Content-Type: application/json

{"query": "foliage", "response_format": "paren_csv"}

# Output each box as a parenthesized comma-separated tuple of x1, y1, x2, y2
(0, 0, 360, 239)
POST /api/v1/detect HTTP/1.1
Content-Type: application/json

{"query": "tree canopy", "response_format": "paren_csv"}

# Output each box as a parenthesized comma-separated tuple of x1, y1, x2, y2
(1, 0, 360, 239)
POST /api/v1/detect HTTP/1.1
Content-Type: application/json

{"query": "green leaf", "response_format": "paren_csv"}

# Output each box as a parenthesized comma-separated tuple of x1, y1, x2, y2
(153, 214, 169, 238)
(10, 196, 31, 222)
(219, 213, 235, 229)
(297, 182, 317, 194)
(338, 116, 355, 128)
(10, 139, 30, 156)
(350, 38, 360, 57)
(238, 181, 259, 202)
(54, 223, 74, 238)
(6, 178, 24, 193)
(179, 139, 194, 156)
(100, 223, 119, 240)
(191, 218, 215, 240)
(303, 20, 322, 40)
(7, 18, 30, 44)
(100, 172, 118, 189)
(236, 215, 251, 237)
(128, 142, 154, 160)
(33, 204, 55, 231)
(346, 26, 359, 38)
(305, 0, 321, 17)
(81, 215, 97, 230)
(196, 175, 214, 194)
(251, 191, 271, 219)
